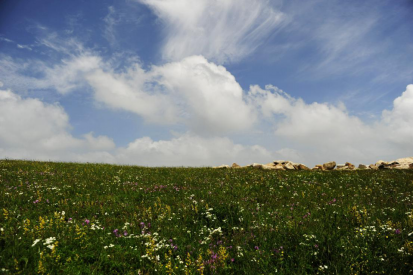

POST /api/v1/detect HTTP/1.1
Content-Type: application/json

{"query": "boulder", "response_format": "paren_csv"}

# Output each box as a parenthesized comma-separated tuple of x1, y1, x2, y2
(298, 164, 310, 170)
(375, 160, 386, 167)
(392, 157, 413, 169)
(252, 163, 263, 169)
(378, 162, 396, 169)
(323, 161, 336, 170)
(231, 163, 241, 168)
(374, 157, 413, 169)
(261, 165, 272, 170)
(336, 166, 349, 171)
(313, 164, 324, 171)
(410, 163, 413, 169)
(274, 164, 285, 170)
(369, 164, 378, 170)
(273, 160, 288, 165)
(283, 162, 296, 170)
(358, 164, 368, 169)
(265, 162, 276, 168)
(336, 164, 346, 169)
(345, 162, 356, 170)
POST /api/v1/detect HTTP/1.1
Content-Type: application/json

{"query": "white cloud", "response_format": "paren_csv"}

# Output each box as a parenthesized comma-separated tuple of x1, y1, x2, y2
(115, 132, 273, 166)
(87, 55, 256, 134)
(0, 89, 114, 160)
(44, 54, 102, 94)
(381, 84, 413, 147)
(0, 52, 101, 95)
(103, 6, 119, 46)
(139, 0, 285, 63)
(247, 84, 413, 166)
(17, 44, 33, 51)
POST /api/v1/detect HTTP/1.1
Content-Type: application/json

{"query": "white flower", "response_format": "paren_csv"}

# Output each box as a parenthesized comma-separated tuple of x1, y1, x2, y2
(32, 239, 41, 247)
(109, 244, 114, 248)
(104, 246, 108, 249)
(47, 244, 55, 250)
(44, 237, 56, 245)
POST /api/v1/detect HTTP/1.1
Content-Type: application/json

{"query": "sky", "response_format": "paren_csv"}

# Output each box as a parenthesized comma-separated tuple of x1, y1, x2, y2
(0, 0, 413, 167)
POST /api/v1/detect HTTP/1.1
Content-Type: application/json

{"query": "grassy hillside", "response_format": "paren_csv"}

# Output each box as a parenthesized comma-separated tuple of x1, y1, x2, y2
(1, 160, 413, 274)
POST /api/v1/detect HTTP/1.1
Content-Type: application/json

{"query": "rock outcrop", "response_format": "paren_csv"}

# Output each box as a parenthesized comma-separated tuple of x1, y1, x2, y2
(375, 157, 413, 170)
(213, 157, 413, 171)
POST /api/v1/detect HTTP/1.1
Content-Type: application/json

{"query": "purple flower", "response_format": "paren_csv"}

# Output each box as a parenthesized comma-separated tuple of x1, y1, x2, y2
(314, 244, 319, 248)
(84, 219, 90, 225)
(231, 258, 234, 262)
(255, 246, 259, 250)
(124, 231, 128, 236)
(395, 229, 401, 234)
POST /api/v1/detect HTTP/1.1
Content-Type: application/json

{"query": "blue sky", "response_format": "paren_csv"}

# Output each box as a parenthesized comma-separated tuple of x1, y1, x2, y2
(1, 0, 413, 167)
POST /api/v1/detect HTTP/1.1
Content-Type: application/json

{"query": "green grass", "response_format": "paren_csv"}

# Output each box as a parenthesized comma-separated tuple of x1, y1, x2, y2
(1, 159, 413, 274)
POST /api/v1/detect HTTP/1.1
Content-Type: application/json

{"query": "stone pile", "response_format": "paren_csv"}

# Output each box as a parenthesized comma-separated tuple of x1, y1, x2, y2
(213, 157, 413, 171)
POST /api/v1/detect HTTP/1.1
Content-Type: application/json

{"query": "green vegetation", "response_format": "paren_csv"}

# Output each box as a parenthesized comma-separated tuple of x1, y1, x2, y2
(1, 160, 413, 274)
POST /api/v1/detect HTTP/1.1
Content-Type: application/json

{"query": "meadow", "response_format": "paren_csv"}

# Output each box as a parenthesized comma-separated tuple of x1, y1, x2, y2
(1, 160, 413, 275)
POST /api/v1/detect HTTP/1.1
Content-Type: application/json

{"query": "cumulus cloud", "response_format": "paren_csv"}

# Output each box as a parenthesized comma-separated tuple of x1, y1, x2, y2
(115, 133, 273, 166)
(247, 84, 413, 165)
(0, 89, 115, 160)
(139, 0, 285, 63)
(87, 55, 256, 134)
(381, 84, 413, 147)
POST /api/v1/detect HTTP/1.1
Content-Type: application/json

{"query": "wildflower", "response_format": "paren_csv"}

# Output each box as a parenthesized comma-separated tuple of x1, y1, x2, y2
(395, 229, 401, 234)
(32, 239, 41, 247)
(84, 219, 90, 225)
(255, 246, 259, 250)
(44, 237, 56, 245)
(124, 231, 128, 236)
(314, 244, 319, 248)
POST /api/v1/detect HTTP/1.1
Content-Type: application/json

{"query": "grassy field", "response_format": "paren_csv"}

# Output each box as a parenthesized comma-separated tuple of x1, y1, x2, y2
(1, 160, 413, 274)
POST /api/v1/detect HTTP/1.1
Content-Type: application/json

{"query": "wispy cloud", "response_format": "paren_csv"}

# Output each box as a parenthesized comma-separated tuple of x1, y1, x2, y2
(139, 0, 286, 64)
(103, 6, 120, 47)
